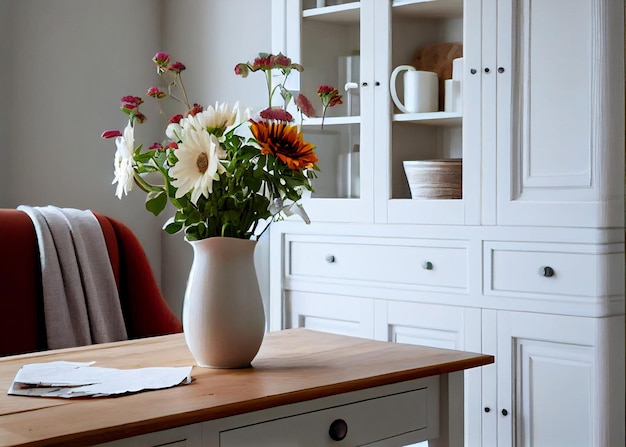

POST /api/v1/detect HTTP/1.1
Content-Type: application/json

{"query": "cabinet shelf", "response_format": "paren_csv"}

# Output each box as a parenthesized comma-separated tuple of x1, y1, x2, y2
(303, 0, 462, 23)
(302, 115, 361, 127)
(392, 0, 463, 19)
(393, 112, 461, 126)
(303, 2, 360, 23)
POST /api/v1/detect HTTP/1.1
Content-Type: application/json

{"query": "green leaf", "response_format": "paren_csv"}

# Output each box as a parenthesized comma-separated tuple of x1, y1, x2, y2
(145, 190, 167, 216)
(163, 221, 183, 234)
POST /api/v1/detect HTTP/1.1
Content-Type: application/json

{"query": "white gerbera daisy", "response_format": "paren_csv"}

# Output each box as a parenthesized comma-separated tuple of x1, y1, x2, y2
(169, 128, 226, 204)
(112, 121, 135, 199)
(190, 102, 240, 134)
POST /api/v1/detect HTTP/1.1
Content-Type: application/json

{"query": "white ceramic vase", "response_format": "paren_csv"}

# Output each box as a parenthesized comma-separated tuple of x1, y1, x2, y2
(182, 237, 265, 368)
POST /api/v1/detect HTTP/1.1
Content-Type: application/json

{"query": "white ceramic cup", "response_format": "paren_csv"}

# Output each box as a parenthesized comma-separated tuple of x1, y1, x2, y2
(444, 79, 462, 113)
(390, 65, 438, 113)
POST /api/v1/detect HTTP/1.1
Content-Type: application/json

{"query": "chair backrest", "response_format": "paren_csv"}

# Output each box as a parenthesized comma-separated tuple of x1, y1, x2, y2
(0, 209, 182, 357)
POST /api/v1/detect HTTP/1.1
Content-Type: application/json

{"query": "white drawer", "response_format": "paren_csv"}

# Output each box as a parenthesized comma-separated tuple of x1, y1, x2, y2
(484, 241, 623, 302)
(286, 235, 468, 290)
(219, 388, 430, 446)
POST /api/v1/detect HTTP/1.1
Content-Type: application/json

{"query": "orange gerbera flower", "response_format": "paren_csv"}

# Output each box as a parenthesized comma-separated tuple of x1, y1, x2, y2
(250, 120, 318, 171)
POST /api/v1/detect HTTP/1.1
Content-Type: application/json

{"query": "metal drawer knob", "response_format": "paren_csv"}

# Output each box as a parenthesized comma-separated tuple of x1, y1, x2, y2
(329, 418, 348, 441)
(422, 260, 433, 270)
(539, 266, 555, 277)
(325, 254, 336, 263)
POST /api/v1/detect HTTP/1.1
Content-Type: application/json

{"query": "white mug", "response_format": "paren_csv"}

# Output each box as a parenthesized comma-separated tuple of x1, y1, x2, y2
(389, 65, 438, 113)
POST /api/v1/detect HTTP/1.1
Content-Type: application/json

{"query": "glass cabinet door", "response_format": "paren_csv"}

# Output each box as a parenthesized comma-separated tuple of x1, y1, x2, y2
(272, 0, 479, 225)
(276, 0, 375, 223)
(385, 0, 477, 225)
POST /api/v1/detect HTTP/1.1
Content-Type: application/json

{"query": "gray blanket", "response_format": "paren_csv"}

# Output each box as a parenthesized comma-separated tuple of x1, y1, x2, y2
(18, 206, 128, 349)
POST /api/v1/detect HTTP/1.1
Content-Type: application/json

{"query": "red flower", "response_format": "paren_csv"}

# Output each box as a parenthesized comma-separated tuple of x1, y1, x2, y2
(317, 85, 343, 107)
(317, 85, 343, 128)
(121, 95, 143, 107)
(260, 107, 293, 122)
(168, 61, 186, 73)
(135, 112, 147, 124)
(153, 51, 170, 73)
(149, 142, 163, 150)
(186, 103, 203, 117)
(273, 54, 292, 69)
(101, 129, 122, 139)
(169, 113, 183, 124)
(295, 94, 317, 118)
(165, 141, 178, 150)
(234, 63, 249, 77)
(146, 86, 166, 99)
(252, 55, 273, 71)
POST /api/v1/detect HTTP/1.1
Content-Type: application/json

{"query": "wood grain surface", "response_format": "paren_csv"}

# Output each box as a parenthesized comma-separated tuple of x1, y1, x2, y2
(0, 329, 493, 446)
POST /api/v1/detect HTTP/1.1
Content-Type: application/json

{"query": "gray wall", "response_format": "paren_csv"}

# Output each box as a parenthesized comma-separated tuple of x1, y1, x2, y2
(0, 0, 272, 318)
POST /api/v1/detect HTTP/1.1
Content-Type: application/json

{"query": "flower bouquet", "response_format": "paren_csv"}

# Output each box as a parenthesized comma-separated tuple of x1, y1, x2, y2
(101, 52, 342, 241)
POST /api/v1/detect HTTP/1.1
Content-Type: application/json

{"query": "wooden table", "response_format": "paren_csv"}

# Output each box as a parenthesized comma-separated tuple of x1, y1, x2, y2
(0, 329, 493, 447)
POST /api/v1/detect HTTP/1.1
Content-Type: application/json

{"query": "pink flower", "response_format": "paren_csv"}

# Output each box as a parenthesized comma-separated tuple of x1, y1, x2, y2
(168, 61, 186, 73)
(274, 54, 292, 68)
(121, 95, 143, 107)
(260, 107, 293, 122)
(252, 54, 273, 71)
(101, 129, 122, 139)
(295, 94, 317, 118)
(234, 63, 249, 77)
(149, 142, 163, 150)
(153, 52, 170, 63)
(153, 51, 171, 73)
(146, 86, 166, 99)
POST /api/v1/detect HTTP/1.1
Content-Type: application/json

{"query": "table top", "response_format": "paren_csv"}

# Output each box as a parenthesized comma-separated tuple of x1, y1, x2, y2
(0, 328, 493, 446)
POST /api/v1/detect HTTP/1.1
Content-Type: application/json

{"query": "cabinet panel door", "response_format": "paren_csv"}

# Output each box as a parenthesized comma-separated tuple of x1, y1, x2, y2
(495, 0, 624, 227)
(284, 290, 375, 339)
(495, 312, 597, 447)
(382, 301, 482, 447)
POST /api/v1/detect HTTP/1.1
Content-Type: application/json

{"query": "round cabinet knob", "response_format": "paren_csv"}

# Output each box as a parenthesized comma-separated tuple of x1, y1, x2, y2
(470, 68, 477, 74)
(325, 254, 336, 263)
(498, 67, 505, 73)
(539, 266, 555, 277)
(422, 261, 433, 270)
(501, 409, 509, 416)
(329, 418, 348, 441)
(484, 407, 491, 413)
(484, 67, 491, 73)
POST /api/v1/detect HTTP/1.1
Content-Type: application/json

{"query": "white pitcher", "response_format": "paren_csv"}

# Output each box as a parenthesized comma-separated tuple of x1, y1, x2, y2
(389, 65, 438, 113)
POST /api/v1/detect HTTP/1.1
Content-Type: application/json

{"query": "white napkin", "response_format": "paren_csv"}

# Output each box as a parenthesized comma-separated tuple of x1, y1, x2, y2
(8, 361, 193, 398)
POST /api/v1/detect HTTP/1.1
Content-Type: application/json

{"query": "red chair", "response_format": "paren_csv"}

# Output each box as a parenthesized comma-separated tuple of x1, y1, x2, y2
(0, 208, 182, 357)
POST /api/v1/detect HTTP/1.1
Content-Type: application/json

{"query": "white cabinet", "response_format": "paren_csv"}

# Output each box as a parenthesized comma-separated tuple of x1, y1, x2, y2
(270, 0, 625, 446)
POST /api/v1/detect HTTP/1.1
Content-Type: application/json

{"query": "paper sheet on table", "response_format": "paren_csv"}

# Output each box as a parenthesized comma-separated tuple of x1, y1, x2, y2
(8, 361, 193, 398)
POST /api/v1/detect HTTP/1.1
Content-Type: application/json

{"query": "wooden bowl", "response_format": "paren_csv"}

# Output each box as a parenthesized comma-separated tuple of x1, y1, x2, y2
(403, 159, 462, 199)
